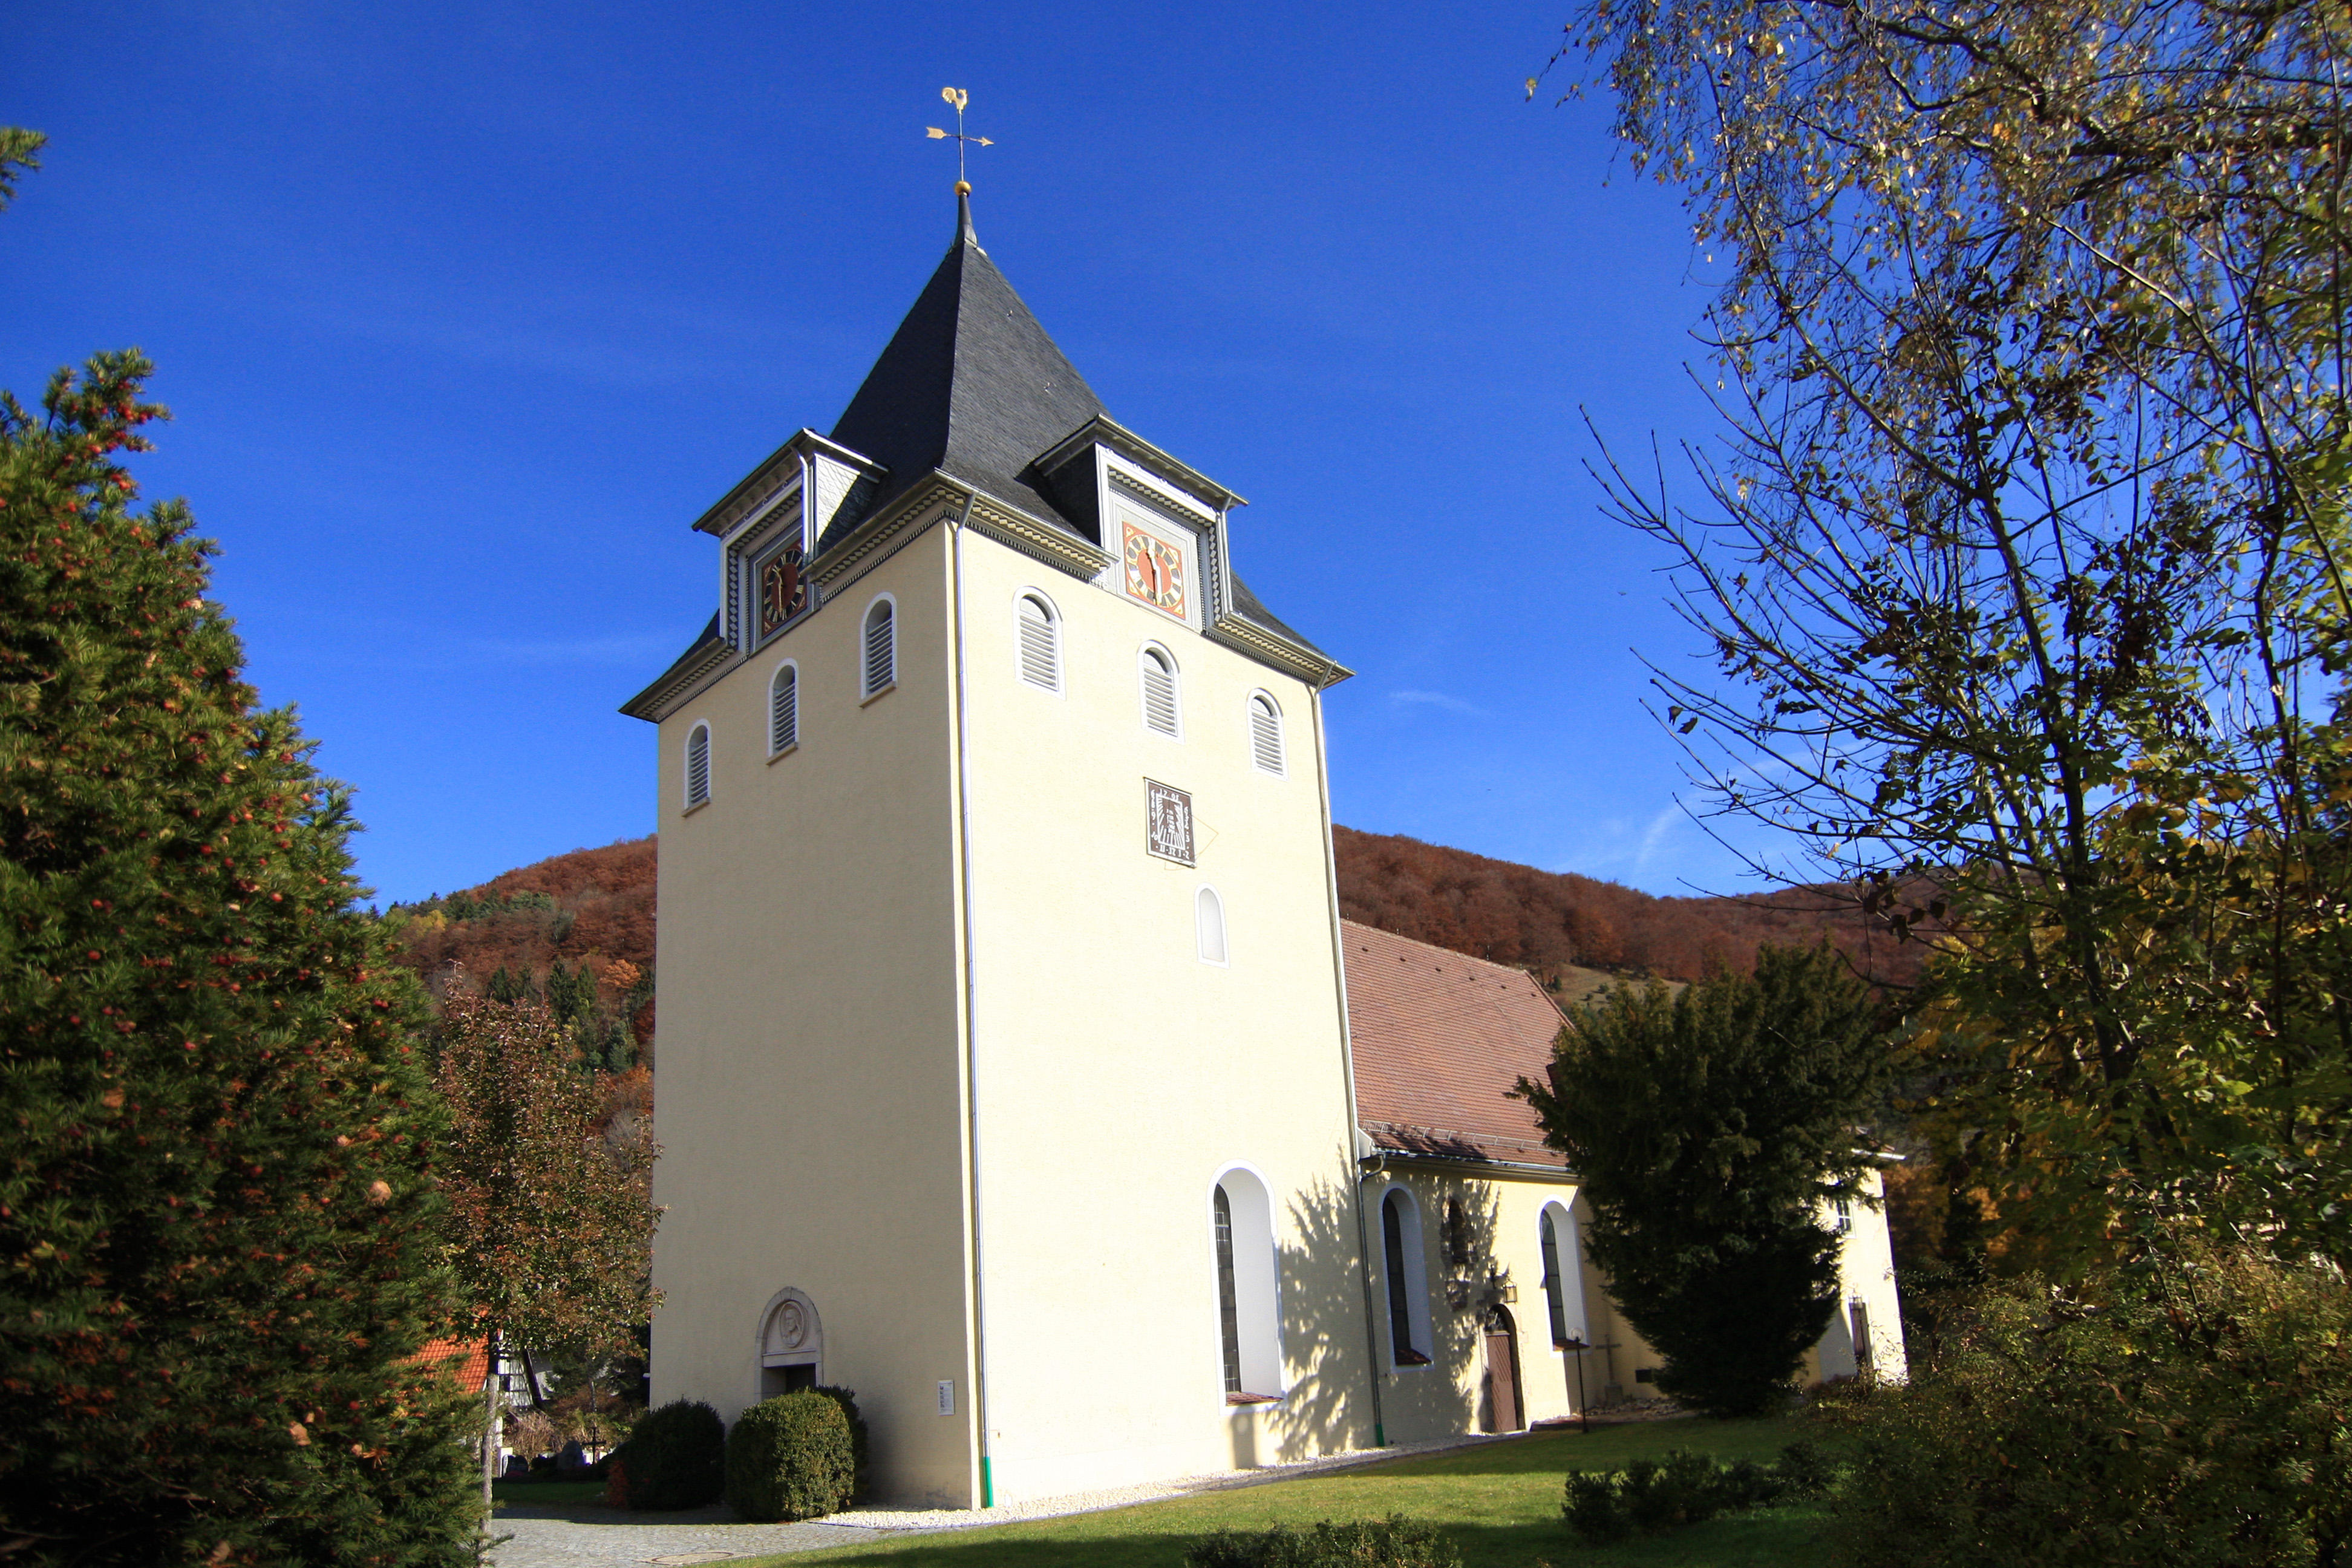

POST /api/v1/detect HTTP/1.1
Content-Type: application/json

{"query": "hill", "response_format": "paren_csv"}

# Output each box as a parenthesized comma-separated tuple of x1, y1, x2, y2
(380, 827, 1915, 1062)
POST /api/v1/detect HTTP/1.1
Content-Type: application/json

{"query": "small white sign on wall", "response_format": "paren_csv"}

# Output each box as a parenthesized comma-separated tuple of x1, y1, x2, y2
(937, 1379, 956, 1417)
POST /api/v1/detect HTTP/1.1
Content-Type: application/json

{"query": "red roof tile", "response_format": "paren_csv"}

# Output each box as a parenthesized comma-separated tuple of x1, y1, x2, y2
(413, 1337, 491, 1390)
(1343, 920, 1572, 1168)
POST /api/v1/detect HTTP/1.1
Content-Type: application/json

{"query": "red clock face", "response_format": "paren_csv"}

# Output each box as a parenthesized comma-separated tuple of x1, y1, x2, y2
(759, 544, 806, 636)
(1122, 524, 1186, 618)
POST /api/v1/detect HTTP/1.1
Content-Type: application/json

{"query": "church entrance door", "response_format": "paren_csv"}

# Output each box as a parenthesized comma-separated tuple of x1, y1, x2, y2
(1483, 1306, 1524, 1432)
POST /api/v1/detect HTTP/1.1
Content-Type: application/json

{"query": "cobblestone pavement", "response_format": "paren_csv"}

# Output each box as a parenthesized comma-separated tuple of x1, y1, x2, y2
(488, 1432, 1520, 1567)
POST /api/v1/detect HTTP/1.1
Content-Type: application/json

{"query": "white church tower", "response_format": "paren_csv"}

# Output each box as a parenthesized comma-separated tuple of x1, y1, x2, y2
(624, 189, 1376, 1508)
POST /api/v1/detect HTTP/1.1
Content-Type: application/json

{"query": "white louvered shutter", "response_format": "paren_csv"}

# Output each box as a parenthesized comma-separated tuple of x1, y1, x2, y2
(863, 601, 895, 696)
(1141, 650, 1178, 737)
(1249, 696, 1284, 774)
(1017, 597, 1059, 690)
(685, 725, 711, 807)
(769, 666, 797, 753)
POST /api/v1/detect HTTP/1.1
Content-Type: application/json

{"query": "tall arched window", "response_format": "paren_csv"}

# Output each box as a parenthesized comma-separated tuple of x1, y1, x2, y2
(1016, 593, 1061, 692)
(1248, 693, 1285, 776)
(1213, 1168, 1283, 1402)
(684, 722, 711, 809)
(1139, 645, 1180, 737)
(1380, 1188, 1432, 1367)
(861, 596, 896, 698)
(1196, 886, 1227, 965)
(768, 662, 799, 756)
(1539, 1202, 1589, 1348)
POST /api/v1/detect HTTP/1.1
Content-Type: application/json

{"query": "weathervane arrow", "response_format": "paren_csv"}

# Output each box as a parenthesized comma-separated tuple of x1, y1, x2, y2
(925, 85, 993, 191)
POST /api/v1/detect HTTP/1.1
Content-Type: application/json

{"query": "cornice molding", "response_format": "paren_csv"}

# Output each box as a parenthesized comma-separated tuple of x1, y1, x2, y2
(1207, 612, 1354, 691)
(619, 636, 737, 724)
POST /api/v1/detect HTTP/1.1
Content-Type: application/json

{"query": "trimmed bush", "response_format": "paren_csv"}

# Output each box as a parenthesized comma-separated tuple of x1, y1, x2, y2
(608, 1400, 724, 1511)
(724, 1391, 855, 1523)
(1563, 1443, 1829, 1544)
(812, 1385, 871, 1499)
(1183, 1514, 1462, 1567)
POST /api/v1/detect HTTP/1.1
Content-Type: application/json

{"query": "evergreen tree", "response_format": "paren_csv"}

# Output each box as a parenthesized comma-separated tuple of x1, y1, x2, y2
(1518, 944, 1894, 1415)
(0, 306, 479, 1552)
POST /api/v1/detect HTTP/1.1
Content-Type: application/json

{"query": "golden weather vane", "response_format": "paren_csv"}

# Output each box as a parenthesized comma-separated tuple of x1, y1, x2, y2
(926, 86, 993, 192)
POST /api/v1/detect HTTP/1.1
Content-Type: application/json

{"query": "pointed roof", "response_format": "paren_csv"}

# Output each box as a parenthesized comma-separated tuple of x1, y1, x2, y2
(828, 194, 1106, 531)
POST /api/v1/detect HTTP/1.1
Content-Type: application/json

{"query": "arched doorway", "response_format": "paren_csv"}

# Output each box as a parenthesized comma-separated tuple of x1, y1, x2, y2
(756, 1288, 822, 1400)
(1481, 1304, 1526, 1432)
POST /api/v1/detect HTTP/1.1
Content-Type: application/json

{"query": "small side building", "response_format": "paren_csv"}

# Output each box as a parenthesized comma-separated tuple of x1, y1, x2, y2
(1341, 920, 1906, 1434)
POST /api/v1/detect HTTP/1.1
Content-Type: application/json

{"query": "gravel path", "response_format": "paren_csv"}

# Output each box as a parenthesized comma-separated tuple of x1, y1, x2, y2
(488, 1431, 1518, 1567)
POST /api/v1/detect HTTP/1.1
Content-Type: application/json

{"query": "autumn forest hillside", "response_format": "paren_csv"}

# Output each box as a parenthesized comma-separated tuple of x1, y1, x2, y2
(381, 826, 1915, 1062)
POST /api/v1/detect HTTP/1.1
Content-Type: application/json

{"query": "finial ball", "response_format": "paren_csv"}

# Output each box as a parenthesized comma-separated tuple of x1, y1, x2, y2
(955, 179, 972, 195)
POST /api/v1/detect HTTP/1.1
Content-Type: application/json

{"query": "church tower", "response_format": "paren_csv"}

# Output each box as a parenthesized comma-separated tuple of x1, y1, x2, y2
(624, 191, 1374, 1508)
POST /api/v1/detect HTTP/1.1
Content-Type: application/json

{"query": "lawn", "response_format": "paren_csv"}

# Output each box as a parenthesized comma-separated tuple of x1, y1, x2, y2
(743, 1417, 1831, 1568)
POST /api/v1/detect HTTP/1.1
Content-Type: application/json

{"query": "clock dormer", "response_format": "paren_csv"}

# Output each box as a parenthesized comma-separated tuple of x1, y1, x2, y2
(695, 430, 888, 654)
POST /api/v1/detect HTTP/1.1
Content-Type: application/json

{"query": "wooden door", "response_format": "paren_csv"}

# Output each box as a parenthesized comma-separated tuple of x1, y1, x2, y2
(1484, 1313, 1524, 1432)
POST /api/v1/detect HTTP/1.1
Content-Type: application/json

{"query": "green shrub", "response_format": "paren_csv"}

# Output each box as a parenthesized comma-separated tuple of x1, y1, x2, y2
(1183, 1514, 1462, 1567)
(1823, 1247, 2352, 1568)
(609, 1400, 724, 1511)
(723, 1391, 855, 1523)
(812, 1385, 871, 1499)
(1563, 1443, 1830, 1544)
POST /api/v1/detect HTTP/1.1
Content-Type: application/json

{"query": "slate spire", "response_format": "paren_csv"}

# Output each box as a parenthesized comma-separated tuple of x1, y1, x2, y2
(829, 188, 1106, 526)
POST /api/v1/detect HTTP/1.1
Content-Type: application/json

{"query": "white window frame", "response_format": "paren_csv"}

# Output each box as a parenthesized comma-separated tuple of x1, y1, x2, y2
(1014, 589, 1063, 695)
(767, 659, 800, 759)
(860, 592, 898, 703)
(1138, 642, 1182, 740)
(1378, 1183, 1436, 1371)
(682, 720, 713, 812)
(1195, 884, 1229, 967)
(1209, 1163, 1286, 1405)
(1246, 690, 1285, 777)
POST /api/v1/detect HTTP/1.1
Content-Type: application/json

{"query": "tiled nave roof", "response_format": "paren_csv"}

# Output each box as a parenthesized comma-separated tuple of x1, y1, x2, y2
(1343, 919, 1571, 1169)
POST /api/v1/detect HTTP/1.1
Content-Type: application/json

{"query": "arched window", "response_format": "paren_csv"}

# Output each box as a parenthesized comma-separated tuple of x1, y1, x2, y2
(1380, 1187, 1432, 1367)
(1016, 593, 1061, 692)
(1538, 1203, 1589, 1348)
(768, 662, 799, 756)
(684, 722, 711, 809)
(1196, 886, 1227, 965)
(861, 596, 896, 699)
(1248, 692, 1285, 776)
(1213, 1168, 1284, 1402)
(1139, 645, 1180, 737)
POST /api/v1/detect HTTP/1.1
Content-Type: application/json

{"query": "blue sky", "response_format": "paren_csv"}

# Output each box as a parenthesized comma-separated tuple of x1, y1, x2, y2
(2, 1, 1768, 905)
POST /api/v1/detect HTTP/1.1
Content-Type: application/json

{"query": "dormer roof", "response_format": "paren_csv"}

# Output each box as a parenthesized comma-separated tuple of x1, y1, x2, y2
(826, 193, 1106, 540)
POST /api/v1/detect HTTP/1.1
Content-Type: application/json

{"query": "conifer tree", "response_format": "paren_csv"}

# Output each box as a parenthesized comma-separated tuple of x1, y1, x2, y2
(0, 214, 479, 1560)
(1518, 943, 1894, 1415)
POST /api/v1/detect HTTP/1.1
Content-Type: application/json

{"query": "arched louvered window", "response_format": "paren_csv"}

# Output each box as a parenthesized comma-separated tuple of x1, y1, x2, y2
(1196, 886, 1227, 965)
(684, 722, 712, 810)
(768, 662, 799, 756)
(1140, 645, 1180, 738)
(861, 597, 895, 699)
(1249, 693, 1285, 776)
(1016, 593, 1060, 692)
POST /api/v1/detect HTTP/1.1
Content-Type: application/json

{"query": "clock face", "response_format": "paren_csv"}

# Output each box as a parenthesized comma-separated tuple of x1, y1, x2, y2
(1122, 523, 1187, 619)
(758, 544, 806, 638)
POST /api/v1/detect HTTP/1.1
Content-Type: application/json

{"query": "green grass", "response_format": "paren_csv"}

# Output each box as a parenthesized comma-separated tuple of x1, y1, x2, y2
(490, 1477, 610, 1508)
(744, 1417, 1831, 1568)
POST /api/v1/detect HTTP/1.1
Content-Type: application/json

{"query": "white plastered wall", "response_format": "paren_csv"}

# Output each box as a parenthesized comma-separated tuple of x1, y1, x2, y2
(1807, 1166, 1910, 1385)
(951, 526, 1377, 1503)
(650, 522, 981, 1507)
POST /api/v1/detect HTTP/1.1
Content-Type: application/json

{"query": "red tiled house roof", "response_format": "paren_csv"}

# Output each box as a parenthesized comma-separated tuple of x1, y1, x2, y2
(413, 1337, 491, 1390)
(1342, 920, 1572, 1169)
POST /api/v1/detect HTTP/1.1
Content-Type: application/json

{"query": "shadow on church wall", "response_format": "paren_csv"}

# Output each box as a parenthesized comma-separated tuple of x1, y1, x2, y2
(1260, 1172, 1380, 1466)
